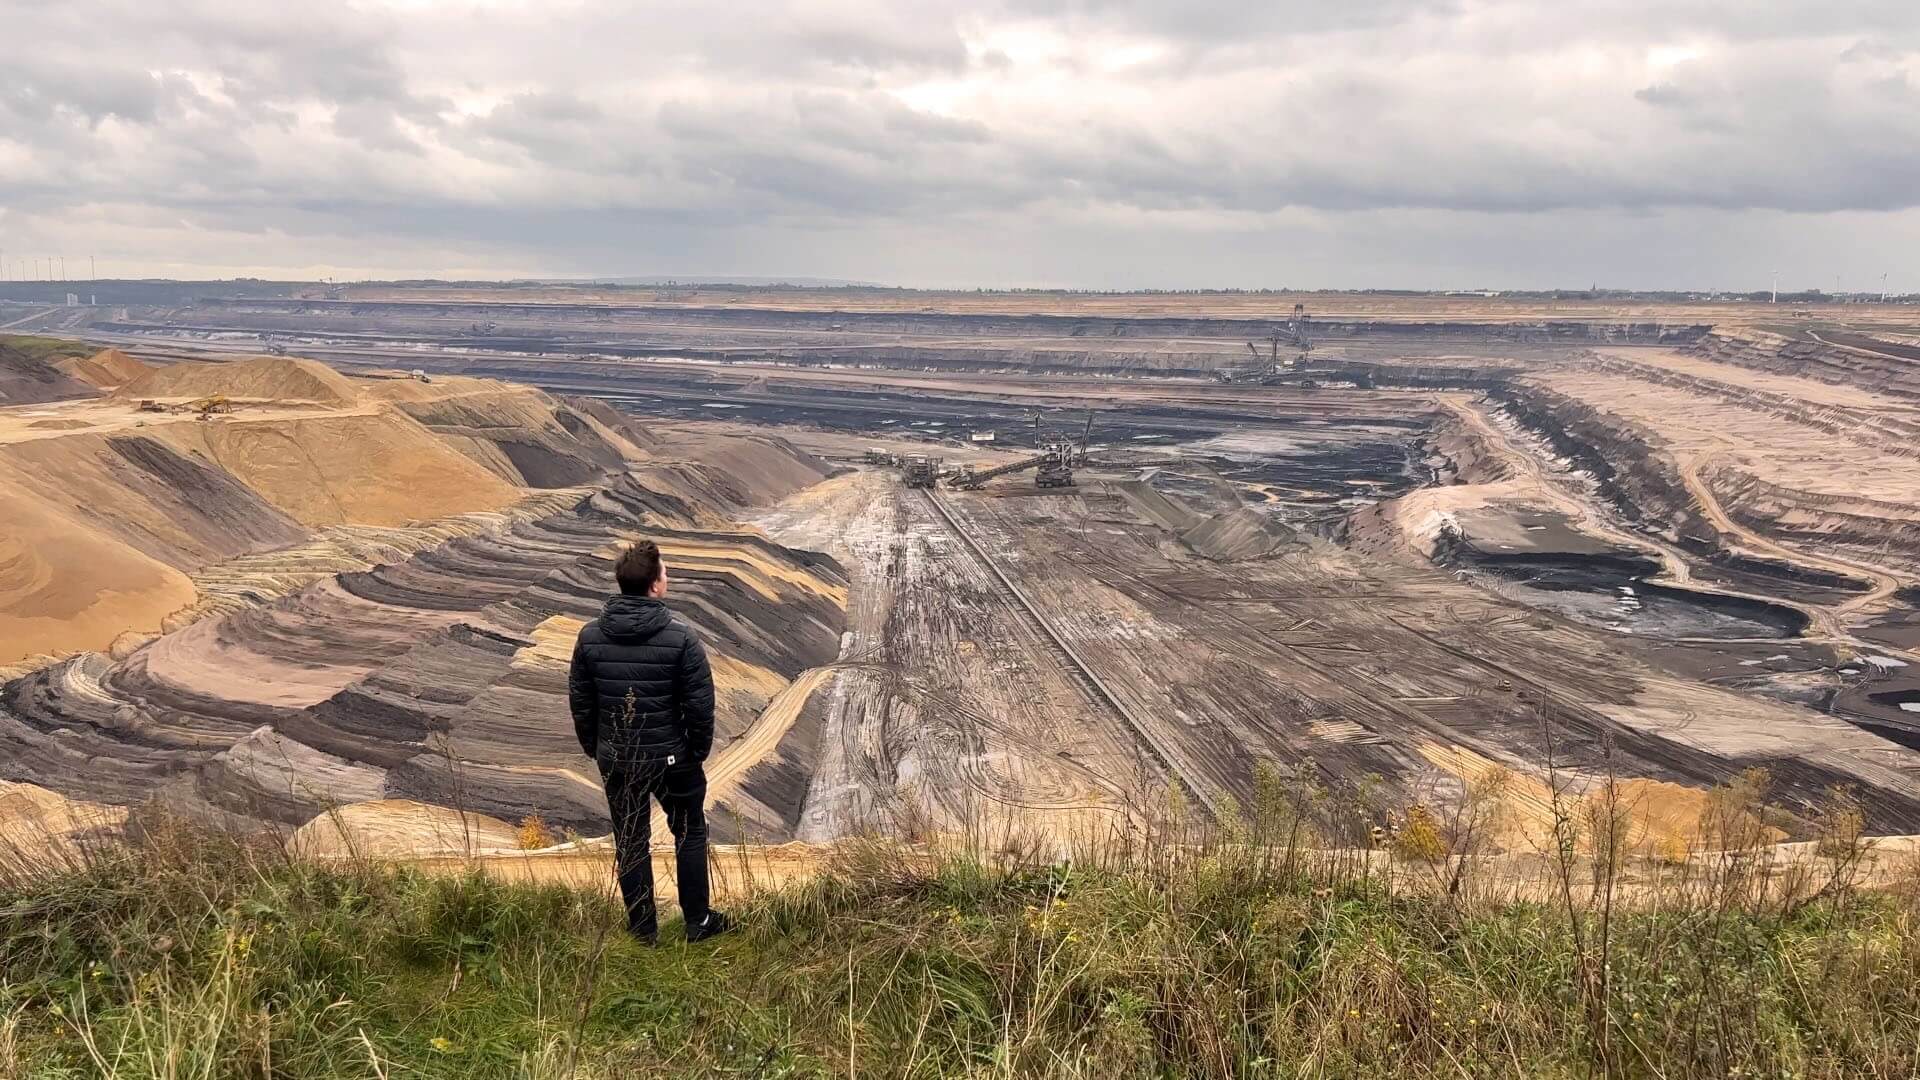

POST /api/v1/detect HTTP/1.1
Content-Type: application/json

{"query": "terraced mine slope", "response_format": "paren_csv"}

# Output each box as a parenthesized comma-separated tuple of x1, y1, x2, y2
(0, 352, 847, 839)
(6, 286, 1920, 857)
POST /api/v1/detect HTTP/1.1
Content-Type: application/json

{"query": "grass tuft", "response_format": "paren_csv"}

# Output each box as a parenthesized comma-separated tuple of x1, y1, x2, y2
(2, 792, 1917, 1077)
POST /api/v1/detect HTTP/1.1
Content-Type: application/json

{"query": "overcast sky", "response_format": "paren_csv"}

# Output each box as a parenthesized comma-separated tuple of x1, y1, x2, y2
(2, 0, 1917, 290)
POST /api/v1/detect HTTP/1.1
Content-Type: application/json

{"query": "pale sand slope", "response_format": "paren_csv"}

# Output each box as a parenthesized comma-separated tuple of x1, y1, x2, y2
(0, 475, 196, 664)
(360, 371, 536, 405)
(0, 357, 568, 664)
(115, 355, 362, 407)
(368, 376, 651, 487)
(1528, 369, 1920, 502)
(145, 409, 521, 527)
(54, 348, 150, 391)
(1587, 347, 1919, 412)
(0, 410, 519, 664)
(289, 799, 524, 858)
(1418, 742, 1787, 856)
(0, 781, 128, 866)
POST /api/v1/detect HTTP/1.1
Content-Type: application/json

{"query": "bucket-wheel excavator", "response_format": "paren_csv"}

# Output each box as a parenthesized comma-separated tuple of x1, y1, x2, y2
(950, 411, 1094, 490)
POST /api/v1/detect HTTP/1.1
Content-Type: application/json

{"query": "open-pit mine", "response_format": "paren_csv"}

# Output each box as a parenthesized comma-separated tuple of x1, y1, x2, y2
(4, 285, 1920, 857)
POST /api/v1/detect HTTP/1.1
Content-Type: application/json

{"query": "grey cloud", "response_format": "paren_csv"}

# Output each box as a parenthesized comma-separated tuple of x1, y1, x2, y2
(790, 18, 971, 73)
(1008, 0, 1455, 41)
(1634, 83, 1695, 108)
(1, 0, 1918, 286)
(467, 93, 616, 167)
(330, 103, 427, 155)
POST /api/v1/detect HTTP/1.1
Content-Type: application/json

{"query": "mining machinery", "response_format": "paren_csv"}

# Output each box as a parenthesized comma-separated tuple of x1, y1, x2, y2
(1033, 410, 1095, 487)
(902, 454, 941, 488)
(1217, 331, 1290, 383)
(136, 395, 235, 418)
(950, 411, 1092, 490)
(1033, 446, 1075, 488)
(185, 395, 234, 419)
(950, 452, 1045, 489)
(359, 368, 436, 386)
(1288, 304, 1315, 365)
(1217, 305, 1314, 383)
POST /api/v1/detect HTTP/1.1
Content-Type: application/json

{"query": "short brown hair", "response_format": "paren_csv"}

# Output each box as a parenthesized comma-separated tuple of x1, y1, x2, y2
(614, 540, 663, 595)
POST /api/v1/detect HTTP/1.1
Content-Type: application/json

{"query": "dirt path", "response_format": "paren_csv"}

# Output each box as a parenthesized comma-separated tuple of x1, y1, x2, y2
(0, 396, 385, 446)
(1675, 453, 1902, 630)
(702, 666, 836, 807)
(1428, 396, 1915, 653)
(1808, 329, 1920, 367)
(1447, 389, 1904, 650)
(0, 308, 55, 330)
(1434, 395, 1697, 585)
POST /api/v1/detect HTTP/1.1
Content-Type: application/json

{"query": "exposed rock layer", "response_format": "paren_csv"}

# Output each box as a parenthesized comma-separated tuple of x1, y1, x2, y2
(1, 355, 847, 840)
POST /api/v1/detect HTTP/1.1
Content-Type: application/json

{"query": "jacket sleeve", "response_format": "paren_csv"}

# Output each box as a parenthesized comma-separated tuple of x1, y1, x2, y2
(678, 634, 716, 762)
(568, 636, 599, 758)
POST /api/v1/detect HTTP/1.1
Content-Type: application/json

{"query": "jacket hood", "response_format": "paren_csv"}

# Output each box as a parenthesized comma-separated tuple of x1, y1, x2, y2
(600, 594, 673, 641)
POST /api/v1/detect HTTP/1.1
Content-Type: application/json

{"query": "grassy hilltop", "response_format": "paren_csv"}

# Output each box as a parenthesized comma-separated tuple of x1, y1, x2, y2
(5, 774, 1920, 1079)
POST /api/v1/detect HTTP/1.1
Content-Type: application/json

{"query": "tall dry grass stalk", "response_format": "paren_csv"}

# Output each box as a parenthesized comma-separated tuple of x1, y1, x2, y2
(4, 733, 1917, 1077)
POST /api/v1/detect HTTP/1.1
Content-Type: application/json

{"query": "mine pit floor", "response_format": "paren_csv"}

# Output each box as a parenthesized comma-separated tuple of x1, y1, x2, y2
(754, 455, 1920, 837)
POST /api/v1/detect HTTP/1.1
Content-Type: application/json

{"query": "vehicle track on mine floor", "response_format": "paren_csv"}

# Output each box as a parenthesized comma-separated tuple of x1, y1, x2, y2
(0, 306, 57, 330)
(1441, 395, 1910, 650)
(918, 487, 1222, 820)
(1676, 453, 1901, 627)
(914, 679, 1135, 817)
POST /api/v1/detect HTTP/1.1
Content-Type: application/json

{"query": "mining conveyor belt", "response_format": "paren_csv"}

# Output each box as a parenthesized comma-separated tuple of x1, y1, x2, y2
(919, 488, 1222, 820)
(952, 453, 1049, 488)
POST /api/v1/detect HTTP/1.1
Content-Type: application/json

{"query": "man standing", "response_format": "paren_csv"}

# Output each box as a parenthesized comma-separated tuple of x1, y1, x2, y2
(569, 540, 731, 944)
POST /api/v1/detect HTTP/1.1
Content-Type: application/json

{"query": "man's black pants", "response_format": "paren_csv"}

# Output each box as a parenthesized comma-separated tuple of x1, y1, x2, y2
(602, 761, 710, 938)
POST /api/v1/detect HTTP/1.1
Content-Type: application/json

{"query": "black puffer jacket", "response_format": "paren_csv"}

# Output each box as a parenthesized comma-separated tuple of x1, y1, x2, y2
(569, 595, 715, 769)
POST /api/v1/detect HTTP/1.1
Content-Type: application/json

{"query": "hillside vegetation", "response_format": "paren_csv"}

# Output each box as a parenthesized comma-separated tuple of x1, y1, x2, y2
(4, 777, 1917, 1079)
